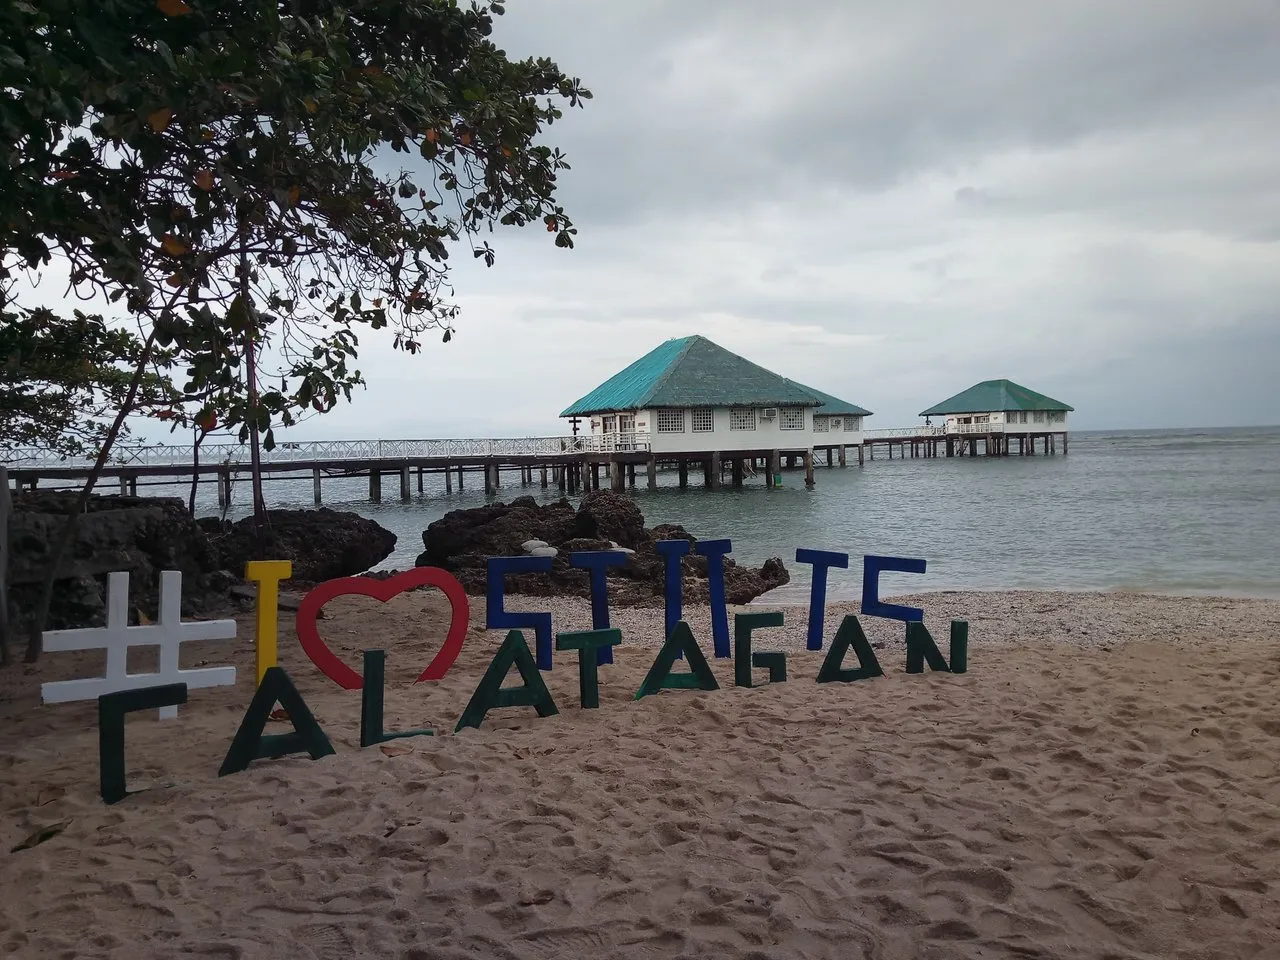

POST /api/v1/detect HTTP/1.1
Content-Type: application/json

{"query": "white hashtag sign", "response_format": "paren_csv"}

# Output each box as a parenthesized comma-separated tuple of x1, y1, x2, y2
(41, 570, 237, 719)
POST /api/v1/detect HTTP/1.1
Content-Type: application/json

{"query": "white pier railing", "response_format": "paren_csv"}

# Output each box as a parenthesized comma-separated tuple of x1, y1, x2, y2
(863, 426, 947, 440)
(3, 434, 652, 470)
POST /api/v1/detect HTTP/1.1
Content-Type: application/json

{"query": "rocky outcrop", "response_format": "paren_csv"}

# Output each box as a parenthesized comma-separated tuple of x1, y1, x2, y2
(204, 508, 397, 583)
(5, 492, 224, 631)
(4, 495, 399, 633)
(416, 491, 789, 606)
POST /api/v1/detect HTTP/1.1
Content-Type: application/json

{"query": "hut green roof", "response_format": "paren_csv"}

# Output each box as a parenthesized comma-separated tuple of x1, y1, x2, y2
(919, 379, 1074, 417)
(790, 382, 873, 417)
(560, 336, 827, 416)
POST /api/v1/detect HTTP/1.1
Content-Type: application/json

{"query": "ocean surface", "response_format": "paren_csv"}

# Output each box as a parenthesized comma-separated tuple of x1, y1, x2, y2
(108, 427, 1280, 602)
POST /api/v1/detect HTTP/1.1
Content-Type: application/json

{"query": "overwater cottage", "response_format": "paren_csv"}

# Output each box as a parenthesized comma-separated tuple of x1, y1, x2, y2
(560, 335, 872, 487)
(919, 378, 1073, 456)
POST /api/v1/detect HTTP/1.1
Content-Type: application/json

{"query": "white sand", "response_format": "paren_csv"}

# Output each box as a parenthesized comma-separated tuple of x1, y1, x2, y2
(2, 589, 1279, 959)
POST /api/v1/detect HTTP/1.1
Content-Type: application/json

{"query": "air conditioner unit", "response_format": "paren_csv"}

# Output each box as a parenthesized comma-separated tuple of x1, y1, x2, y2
(761, 408, 778, 420)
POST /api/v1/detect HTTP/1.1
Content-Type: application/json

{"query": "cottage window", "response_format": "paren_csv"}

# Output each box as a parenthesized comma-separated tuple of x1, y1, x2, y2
(813, 416, 829, 433)
(601, 415, 616, 433)
(1019, 412, 1029, 424)
(730, 408, 756, 431)
(780, 407, 805, 430)
(850, 416, 862, 431)
(1033, 411, 1046, 423)
(828, 417, 842, 432)
(656, 409, 685, 433)
(691, 408, 713, 432)
(1049, 411, 1065, 423)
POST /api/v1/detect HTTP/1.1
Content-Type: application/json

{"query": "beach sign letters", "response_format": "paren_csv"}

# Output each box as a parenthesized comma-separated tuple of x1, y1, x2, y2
(40, 540, 968, 804)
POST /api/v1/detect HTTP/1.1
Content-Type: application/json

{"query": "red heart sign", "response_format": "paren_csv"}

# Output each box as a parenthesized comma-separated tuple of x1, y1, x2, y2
(295, 567, 470, 690)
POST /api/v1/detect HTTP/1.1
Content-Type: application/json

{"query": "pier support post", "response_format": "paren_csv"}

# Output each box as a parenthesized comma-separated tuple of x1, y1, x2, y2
(838, 445, 847, 467)
(647, 457, 657, 491)
(626, 463, 635, 488)
(731, 458, 744, 487)
(541, 466, 548, 488)
(400, 465, 411, 501)
(708, 452, 722, 490)
(678, 461, 688, 489)
(591, 462, 601, 491)
(858, 444, 865, 467)
(369, 470, 382, 503)
(417, 465, 424, 492)
(445, 465, 453, 493)
(557, 465, 566, 492)
(769, 449, 781, 488)
(457, 465, 464, 489)
(611, 459, 625, 492)
(803, 451, 815, 490)
(825, 448, 833, 468)
(946, 438, 954, 457)
(312, 468, 322, 505)
(119, 476, 129, 497)
(1062, 433, 1069, 455)
(218, 469, 231, 509)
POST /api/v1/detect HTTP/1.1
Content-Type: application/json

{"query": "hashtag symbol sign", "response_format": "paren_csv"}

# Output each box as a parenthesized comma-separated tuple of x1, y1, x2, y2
(41, 570, 237, 719)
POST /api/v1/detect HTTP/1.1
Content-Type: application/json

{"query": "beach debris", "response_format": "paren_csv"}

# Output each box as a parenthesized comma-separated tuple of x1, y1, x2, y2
(11, 819, 72, 853)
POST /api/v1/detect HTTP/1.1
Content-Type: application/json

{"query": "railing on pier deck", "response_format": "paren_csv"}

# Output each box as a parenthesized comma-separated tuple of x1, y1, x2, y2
(863, 426, 946, 441)
(2, 432, 652, 471)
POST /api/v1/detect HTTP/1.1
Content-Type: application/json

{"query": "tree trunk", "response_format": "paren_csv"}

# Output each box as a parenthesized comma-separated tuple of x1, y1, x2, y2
(24, 327, 160, 662)
(238, 243, 269, 559)
(188, 427, 207, 517)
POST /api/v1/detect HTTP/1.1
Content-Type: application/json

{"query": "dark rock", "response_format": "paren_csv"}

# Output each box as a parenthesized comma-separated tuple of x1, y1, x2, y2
(6, 492, 221, 631)
(575, 491, 647, 548)
(415, 493, 787, 607)
(206, 508, 397, 583)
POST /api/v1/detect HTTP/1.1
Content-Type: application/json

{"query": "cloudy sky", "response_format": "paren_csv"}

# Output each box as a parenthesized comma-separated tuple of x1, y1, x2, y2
(35, 0, 1280, 439)
(320, 0, 1279, 438)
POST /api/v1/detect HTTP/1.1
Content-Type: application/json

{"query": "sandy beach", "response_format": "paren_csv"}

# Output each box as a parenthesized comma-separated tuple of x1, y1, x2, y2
(2, 588, 1279, 959)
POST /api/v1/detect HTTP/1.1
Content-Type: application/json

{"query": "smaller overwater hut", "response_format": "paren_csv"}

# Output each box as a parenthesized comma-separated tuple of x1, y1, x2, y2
(919, 379, 1073, 456)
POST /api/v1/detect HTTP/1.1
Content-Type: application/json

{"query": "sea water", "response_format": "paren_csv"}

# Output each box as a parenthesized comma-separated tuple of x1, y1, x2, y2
(112, 426, 1280, 602)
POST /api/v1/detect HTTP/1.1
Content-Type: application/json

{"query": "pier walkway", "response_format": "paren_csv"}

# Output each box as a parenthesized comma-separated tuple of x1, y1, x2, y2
(3, 422, 1067, 503)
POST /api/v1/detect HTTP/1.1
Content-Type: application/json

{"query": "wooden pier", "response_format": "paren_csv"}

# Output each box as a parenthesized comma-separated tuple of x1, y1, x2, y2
(3, 425, 1067, 503)
(860, 424, 1068, 460)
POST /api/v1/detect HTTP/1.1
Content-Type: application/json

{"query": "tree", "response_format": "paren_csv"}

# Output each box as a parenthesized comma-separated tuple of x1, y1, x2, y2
(1, 0, 589, 660)
(0, 306, 178, 461)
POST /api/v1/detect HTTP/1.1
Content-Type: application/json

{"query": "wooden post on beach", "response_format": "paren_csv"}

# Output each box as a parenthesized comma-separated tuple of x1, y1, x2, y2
(803, 451, 815, 489)
(400, 465, 411, 501)
(369, 470, 382, 503)
(312, 468, 322, 504)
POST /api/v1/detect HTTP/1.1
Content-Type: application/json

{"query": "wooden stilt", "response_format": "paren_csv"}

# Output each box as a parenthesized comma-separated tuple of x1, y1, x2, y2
(312, 468, 322, 504)
(678, 461, 689, 489)
(445, 465, 453, 493)
(803, 451, 815, 489)
(400, 465, 411, 501)
(369, 470, 382, 503)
